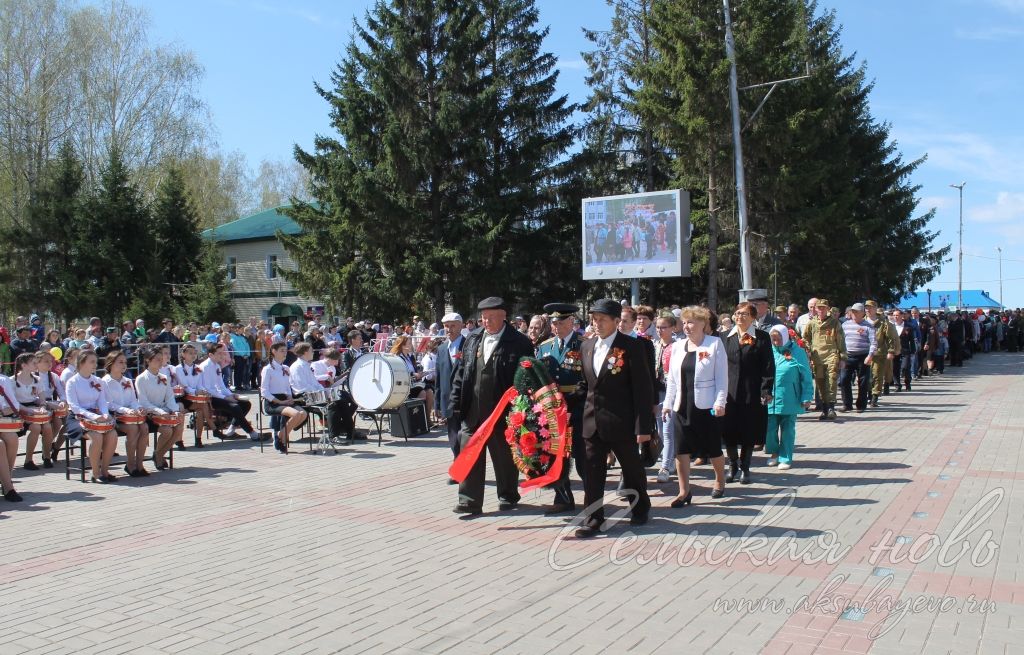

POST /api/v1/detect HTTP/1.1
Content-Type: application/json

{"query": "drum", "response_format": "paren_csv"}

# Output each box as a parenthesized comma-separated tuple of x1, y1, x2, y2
(303, 389, 329, 406)
(20, 408, 52, 424)
(116, 412, 146, 425)
(151, 413, 183, 427)
(185, 391, 211, 404)
(80, 416, 115, 433)
(349, 354, 410, 410)
(325, 385, 347, 402)
(173, 385, 185, 397)
(52, 406, 69, 419)
(0, 416, 23, 431)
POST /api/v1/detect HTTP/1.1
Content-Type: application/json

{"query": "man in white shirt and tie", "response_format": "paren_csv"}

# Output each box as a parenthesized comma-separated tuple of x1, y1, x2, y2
(434, 312, 465, 472)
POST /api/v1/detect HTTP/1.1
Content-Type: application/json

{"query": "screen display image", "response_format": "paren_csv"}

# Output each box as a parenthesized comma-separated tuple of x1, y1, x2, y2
(582, 189, 690, 280)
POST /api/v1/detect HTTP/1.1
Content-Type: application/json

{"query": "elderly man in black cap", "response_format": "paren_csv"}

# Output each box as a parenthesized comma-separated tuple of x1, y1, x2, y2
(569, 299, 654, 538)
(744, 289, 782, 330)
(536, 302, 585, 513)
(449, 296, 535, 514)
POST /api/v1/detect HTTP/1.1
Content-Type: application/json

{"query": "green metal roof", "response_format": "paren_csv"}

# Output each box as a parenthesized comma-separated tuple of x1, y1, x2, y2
(202, 206, 300, 244)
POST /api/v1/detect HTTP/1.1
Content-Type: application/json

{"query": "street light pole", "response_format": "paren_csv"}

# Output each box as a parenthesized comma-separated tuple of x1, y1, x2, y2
(950, 182, 966, 310)
(997, 246, 1003, 309)
(723, 0, 753, 294)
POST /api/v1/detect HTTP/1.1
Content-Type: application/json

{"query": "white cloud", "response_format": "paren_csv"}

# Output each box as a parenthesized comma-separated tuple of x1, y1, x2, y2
(895, 129, 1024, 187)
(990, 0, 1024, 13)
(968, 191, 1024, 223)
(919, 195, 954, 211)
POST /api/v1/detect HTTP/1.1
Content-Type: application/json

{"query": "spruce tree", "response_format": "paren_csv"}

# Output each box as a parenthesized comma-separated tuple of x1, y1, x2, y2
(179, 241, 236, 324)
(78, 149, 153, 323)
(151, 167, 204, 291)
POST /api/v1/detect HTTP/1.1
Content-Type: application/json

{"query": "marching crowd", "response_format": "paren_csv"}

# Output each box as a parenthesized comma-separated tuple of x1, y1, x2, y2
(432, 293, 1023, 537)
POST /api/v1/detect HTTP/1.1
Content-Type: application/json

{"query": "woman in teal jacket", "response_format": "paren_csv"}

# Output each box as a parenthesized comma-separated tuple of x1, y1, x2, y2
(766, 325, 813, 469)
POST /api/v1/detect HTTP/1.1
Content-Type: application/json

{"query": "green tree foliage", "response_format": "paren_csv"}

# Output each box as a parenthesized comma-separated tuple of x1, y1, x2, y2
(78, 148, 154, 323)
(178, 241, 236, 325)
(0, 142, 86, 323)
(151, 167, 204, 289)
(283, 0, 573, 321)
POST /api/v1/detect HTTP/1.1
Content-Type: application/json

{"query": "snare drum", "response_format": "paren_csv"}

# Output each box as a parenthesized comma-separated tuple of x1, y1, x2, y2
(0, 416, 24, 432)
(80, 416, 115, 433)
(20, 408, 53, 424)
(325, 385, 347, 403)
(52, 406, 69, 419)
(185, 391, 211, 404)
(116, 412, 146, 425)
(173, 385, 185, 397)
(151, 412, 183, 427)
(349, 353, 411, 410)
(303, 389, 329, 405)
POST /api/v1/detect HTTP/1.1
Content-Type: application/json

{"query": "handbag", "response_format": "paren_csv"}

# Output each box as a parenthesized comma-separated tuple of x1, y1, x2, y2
(640, 428, 663, 468)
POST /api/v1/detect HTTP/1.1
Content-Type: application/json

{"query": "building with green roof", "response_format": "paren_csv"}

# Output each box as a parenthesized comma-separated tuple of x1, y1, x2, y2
(202, 206, 325, 325)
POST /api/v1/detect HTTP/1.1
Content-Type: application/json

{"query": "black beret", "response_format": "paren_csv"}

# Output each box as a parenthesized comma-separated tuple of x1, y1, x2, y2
(477, 296, 506, 311)
(543, 303, 578, 318)
(589, 299, 622, 317)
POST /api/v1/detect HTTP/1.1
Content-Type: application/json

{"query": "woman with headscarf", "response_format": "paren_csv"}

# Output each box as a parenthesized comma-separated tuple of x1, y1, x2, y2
(765, 325, 813, 470)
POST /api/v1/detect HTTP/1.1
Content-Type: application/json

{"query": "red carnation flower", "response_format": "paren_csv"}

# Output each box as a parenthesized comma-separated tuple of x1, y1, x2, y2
(520, 360, 532, 368)
(540, 454, 551, 466)
(509, 411, 526, 428)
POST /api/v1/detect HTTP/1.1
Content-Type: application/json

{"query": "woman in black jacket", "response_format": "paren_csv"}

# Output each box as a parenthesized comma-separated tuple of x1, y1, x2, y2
(722, 302, 775, 484)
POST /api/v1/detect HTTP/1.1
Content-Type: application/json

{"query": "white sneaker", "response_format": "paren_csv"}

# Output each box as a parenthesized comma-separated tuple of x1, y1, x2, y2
(778, 462, 791, 470)
(224, 425, 238, 438)
(248, 431, 260, 442)
(656, 468, 672, 483)
(766, 458, 778, 467)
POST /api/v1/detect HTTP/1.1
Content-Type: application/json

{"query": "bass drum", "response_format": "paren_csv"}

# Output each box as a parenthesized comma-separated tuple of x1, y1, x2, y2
(349, 354, 411, 410)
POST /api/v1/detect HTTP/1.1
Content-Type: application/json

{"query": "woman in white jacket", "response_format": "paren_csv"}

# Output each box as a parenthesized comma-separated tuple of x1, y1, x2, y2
(662, 305, 728, 507)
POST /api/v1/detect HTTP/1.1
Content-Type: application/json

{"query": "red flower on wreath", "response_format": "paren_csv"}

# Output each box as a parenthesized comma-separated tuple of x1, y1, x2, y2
(509, 411, 526, 428)
(540, 454, 551, 466)
(520, 431, 538, 450)
(504, 427, 516, 445)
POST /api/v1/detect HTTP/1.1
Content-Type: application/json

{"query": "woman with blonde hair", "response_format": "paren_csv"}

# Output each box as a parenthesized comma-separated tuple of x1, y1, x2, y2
(662, 305, 729, 507)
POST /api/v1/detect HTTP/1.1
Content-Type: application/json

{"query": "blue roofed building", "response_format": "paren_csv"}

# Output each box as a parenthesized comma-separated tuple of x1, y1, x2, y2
(895, 290, 1002, 312)
(202, 206, 325, 325)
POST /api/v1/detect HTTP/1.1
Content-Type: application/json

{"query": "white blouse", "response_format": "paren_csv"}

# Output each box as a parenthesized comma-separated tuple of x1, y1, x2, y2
(421, 352, 436, 382)
(59, 366, 77, 387)
(135, 369, 177, 413)
(198, 358, 232, 399)
(102, 374, 140, 413)
(289, 359, 321, 394)
(311, 359, 337, 385)
(66, 373, 110, 420)
(173, 362, 204, 395)
(36, 370, 66, 402)
(0, 375, 21, 414)
(261, 361, 293, 400)
(14, 375, 41, 405)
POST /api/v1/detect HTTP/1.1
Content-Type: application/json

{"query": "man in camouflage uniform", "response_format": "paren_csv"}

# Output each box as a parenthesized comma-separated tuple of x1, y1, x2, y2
(802, 298, 846, 421)
(865, 300, 899, 407)
(535, 303, 585, 514)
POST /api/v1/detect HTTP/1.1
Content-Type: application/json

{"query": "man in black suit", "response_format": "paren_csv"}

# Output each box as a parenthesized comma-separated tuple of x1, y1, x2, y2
(435, 311, 466, 481)
(450, 297, 535, 514)
(571, 299, 655, 538)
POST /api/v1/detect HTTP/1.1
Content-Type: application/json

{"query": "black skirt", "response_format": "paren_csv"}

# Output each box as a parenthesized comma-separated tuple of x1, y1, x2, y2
(672, 350, 723, 457)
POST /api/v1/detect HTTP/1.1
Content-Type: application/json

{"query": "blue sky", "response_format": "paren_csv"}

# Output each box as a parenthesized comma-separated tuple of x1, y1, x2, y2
(137, 0, 1024, 308)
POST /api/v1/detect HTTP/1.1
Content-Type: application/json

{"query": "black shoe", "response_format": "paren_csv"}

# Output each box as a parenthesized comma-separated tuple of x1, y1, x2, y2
(883, 386, 890, 395)
(4, 488, 23, 502)
(124, 465, 133, 475)
(50, 445, 61, 462)
(103, 474, 117, 482)
(91, 476, 106, 484)
(629, 512, 649, 526)
(574, 519, 602, 539)
(670, 492, 692, 508)
(870, 396, 879, 408)
(827, 407, 838, 420)
(43, 459, 53, 469)
(905, 384, 911, 392)
(498, 500, 519, 511)
(725, 462, 739, 483)
(740, 470, 751, 484)
(137, 468, 150, 477)
(453, 503, 482, 515)
(129, 469, 143, 478)
(194, 440, 204, 448)
(155, 460, 169, 471)
(895, 385, 902, 392)
(23, 461, 39, 471)
(818, 409, 829, 421)
(213, 430, 226, 440)
(273, 436, 283, 452)
(711, 487, 725, 499)
(856, 408, 865, 413)
(175, 441, 186, 451)
(544, 502, 575, 515)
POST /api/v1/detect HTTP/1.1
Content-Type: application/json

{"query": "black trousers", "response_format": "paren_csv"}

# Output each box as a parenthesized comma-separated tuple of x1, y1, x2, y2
(949, 340, 964, 366)
(210, 396, 254, 433)
(457, 422, 520, 509)
(447, 417, 461, 458)
(551, 410, 585, 506)
(583, 432, 650, 523)
(839, 353, 872, 410)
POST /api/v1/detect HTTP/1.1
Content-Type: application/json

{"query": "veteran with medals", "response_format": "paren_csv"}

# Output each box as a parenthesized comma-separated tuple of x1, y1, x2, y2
(535, 303, 585, 514)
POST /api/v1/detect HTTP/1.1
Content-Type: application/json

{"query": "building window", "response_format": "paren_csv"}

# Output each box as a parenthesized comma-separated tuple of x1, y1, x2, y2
(266, 254, 278, 280)
(226, 256, 236, 281)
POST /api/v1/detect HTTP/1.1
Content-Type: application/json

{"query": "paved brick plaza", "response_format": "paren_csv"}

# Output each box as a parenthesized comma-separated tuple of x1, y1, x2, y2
(2, 353, 1022, 655)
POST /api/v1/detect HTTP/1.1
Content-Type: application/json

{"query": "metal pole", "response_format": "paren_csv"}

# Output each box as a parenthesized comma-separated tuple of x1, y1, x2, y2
(950, 182, 965, 310)
(723, 0, 753, 294)
(997, 247, 1003, 309)
(630, 278, 640, 307)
